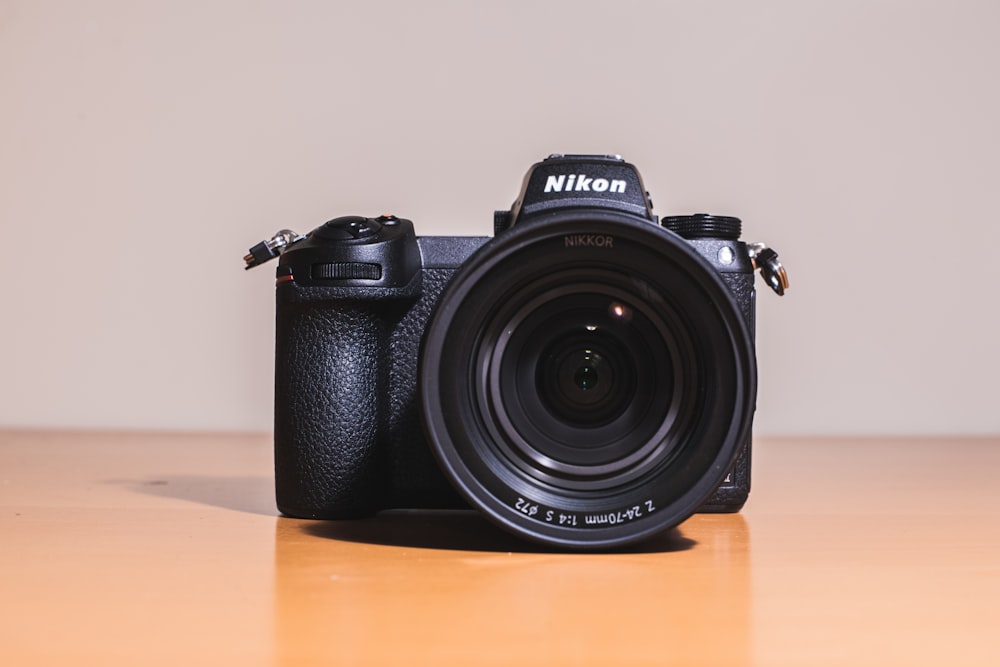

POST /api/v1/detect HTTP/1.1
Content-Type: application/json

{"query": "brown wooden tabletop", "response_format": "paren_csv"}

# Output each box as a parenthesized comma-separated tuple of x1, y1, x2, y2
(1, 430, 997, 666)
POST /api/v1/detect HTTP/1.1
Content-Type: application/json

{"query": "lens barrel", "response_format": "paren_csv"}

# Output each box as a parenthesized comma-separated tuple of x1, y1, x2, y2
(419, 211, 756, 548)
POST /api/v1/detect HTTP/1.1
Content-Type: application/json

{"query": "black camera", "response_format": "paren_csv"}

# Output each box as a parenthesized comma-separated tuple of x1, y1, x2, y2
(245, 154, 787, 549)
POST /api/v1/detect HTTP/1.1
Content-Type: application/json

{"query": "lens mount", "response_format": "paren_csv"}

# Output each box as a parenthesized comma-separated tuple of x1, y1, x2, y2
(419, 211, 756, 548)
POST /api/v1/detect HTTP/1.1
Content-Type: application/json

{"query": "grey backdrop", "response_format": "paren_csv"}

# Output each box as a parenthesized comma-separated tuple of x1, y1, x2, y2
(2, 0, 998, 435)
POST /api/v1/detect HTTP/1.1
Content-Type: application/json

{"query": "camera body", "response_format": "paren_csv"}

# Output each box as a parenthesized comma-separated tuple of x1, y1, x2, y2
(253, 154, 784, 549)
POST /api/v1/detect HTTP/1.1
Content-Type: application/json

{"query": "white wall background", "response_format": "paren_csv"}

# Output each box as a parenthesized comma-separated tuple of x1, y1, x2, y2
(1, 0, 998, 435)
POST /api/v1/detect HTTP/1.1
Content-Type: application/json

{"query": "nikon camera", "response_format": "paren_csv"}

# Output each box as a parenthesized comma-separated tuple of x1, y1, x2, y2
(244, 154, 787, 549)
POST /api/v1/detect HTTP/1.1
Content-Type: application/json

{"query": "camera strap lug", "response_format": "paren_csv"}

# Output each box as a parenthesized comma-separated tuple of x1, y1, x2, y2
(244, 230, 304, 269)
(747, 243, 789, 296)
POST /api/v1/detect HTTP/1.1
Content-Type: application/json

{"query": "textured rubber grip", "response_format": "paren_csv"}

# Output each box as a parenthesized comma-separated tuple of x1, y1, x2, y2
(273, 286, 388, 518)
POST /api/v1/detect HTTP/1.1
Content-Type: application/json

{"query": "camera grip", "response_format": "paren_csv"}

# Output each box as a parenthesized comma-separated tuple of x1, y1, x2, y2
(274, 290, 389, 518)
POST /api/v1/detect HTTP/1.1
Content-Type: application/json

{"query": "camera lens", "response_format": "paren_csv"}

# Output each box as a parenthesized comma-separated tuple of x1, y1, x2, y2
(516, 295, 640, 431)
(485, 282, 685, 482)
(419, 211, 756, 549)
(540, 336, 625, 425)
(533, 301, 642, 427)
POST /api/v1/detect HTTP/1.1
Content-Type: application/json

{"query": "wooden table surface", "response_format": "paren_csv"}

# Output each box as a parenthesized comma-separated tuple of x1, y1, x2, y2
(1, 430, 998, 666)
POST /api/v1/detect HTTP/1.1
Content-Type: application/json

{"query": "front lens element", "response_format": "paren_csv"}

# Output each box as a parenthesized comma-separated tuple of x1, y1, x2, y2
(483, 281, 689, 484)
(542, 341, 620, 422)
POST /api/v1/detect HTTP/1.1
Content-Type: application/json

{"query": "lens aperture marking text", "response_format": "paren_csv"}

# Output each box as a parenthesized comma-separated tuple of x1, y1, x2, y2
(512, 498, 657, 527)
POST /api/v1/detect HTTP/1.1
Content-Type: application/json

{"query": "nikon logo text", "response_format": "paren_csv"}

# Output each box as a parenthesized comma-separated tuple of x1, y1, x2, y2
(564, 234, 614, 248)
(544, 174, 627, 194)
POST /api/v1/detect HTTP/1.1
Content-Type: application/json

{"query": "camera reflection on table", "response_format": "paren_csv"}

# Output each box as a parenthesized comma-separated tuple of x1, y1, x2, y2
(272, 511, 750, 664)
